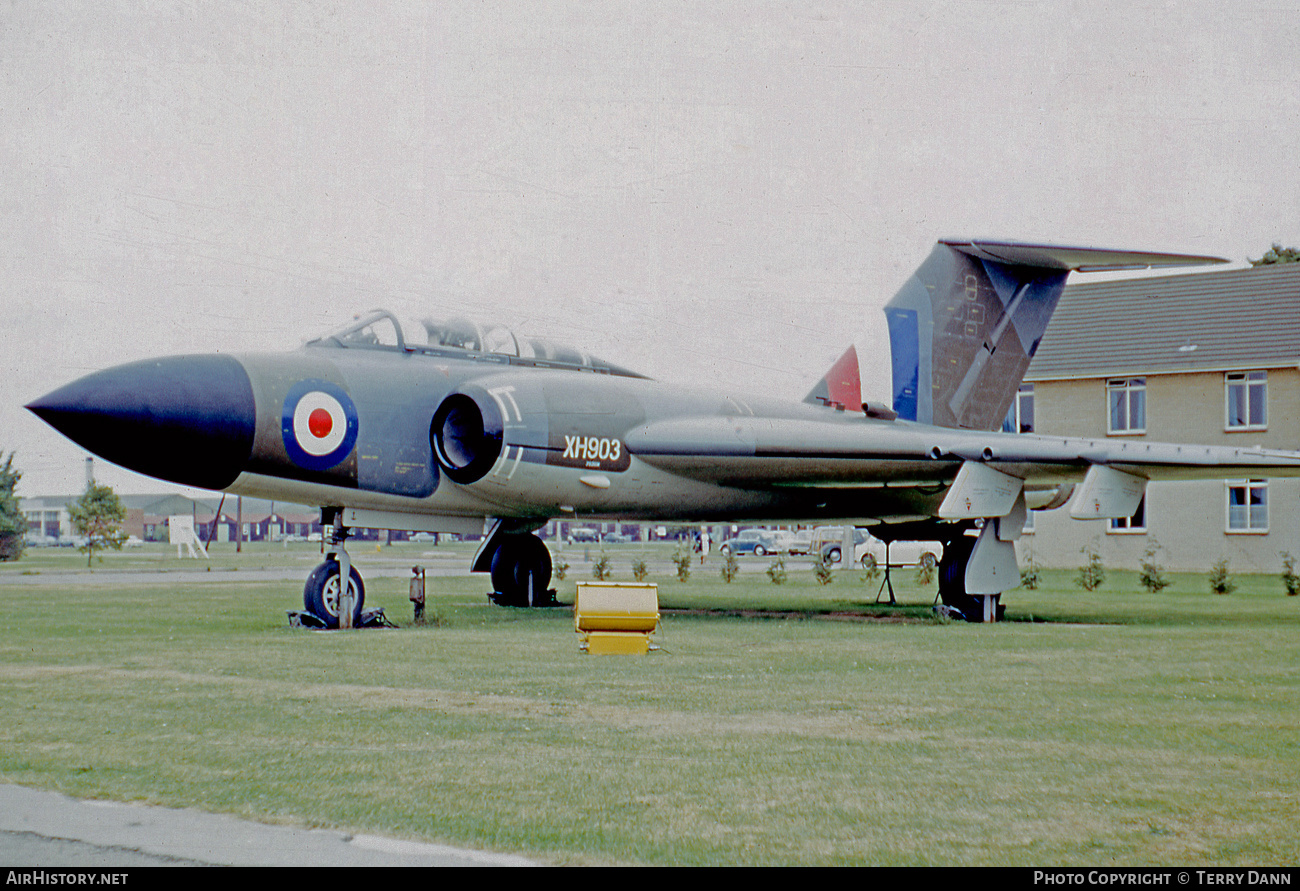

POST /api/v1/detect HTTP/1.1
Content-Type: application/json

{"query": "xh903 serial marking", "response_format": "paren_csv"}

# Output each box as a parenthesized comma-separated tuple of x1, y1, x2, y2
(562, 435, 622, 465)
(548, 433, 630, 472)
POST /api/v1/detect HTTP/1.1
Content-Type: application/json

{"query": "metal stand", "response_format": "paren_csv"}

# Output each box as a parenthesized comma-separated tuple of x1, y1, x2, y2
(874, 541, 897, 605)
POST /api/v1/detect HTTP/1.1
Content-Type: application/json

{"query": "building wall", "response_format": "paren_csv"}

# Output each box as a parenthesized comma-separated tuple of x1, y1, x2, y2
(1021, 367, 1300, 573)
(122, 508, 144, 540)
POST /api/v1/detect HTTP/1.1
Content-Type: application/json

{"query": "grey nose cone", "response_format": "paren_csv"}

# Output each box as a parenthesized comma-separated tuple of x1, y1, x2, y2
(26, 354, 256, 491)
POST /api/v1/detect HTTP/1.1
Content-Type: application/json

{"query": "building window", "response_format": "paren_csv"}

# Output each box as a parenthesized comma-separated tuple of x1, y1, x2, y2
(1109, 497, 1146, 533)
(1107, 378, 1146, 435)
(1001, 383, 1035, 434)
(1015, 383, 1034, 433)
(1226, 480, 1268, 533)
(1225, 371, 1267, 430)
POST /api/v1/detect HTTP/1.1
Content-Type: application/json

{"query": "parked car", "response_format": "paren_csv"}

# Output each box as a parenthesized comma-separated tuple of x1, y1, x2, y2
(786, 530, 813, 556)
(811, 526, 865, 565)
(811, 526, 941, 569)
(767, 530, 798, 553)
(568, 528, 600, 543)
(718, 529, 777, 557)
(601, 532, 632, 544)
(865, 535, 942, 569)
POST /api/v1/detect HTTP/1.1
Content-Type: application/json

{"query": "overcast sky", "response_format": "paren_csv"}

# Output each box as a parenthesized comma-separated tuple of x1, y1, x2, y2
(3, 1, 1298, 496)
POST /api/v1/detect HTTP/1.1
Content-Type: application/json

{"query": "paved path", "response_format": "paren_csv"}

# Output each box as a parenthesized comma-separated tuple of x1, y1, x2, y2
(0, 785, 536, 867)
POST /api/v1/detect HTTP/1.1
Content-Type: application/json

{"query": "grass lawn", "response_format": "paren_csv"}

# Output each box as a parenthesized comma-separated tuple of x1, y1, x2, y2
(1, 543, 1298, 865)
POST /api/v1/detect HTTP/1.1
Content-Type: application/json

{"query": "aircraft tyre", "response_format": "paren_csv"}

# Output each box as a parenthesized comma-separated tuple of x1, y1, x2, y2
(303, 558, 365, 629)
(937, 535, 983, 622)
(489, 533, 553, 607)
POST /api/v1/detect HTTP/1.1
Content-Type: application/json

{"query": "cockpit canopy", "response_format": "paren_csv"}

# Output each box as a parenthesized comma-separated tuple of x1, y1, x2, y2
(307, 309, 646, 378)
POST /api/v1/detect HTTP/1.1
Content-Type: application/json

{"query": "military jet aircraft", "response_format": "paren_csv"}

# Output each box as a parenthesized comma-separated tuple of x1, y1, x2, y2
(28, 239, 1300, 624)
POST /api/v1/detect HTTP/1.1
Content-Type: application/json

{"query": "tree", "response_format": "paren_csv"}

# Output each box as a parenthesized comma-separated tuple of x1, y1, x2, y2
(672, 545, 692, 582)
(1019, 548, 1040, 590)
(1249, 243, 1300, 266)
(0, 452, 24, 561)
(1208, 558, 1236, 596)
(720, 548, 739, 583)
(1138, 538, 1171, 593)
(1075, 541, 1105, 592)
(68, 483, 129, 567)
(860, 553, 881, 585)
(1280, 552, 1299, 597)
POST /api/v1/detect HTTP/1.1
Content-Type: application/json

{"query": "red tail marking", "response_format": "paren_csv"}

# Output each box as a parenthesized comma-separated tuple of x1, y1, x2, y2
(825, 345, 862, 410)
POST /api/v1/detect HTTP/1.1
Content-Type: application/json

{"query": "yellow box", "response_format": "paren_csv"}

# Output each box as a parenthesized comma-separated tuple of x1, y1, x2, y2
(575, 582, 658, 654)
(574, 582, 659, 633)
(585, 631, 651, 656)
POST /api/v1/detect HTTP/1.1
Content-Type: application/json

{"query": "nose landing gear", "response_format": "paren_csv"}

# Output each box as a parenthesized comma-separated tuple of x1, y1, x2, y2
(302, 515, 366, 628)
(303, 557, 365, 628)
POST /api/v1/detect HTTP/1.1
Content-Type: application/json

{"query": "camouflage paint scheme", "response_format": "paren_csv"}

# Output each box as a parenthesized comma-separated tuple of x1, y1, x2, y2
(29, 240, 1300, 619)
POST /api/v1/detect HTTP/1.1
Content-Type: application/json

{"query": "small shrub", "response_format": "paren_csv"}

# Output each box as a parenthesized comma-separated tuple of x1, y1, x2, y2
(631, 558, 649, 582)
(1076, 542, 1105, 592)
(1138, 539, 1171, 593)
(672, 546, 692, 583)
(1019, 550, 1040, 590)
(766, 557, 787, 585)
(1208, 558, 1235, 595)
(813, 556, 834, 586)
(591, 553, 612, 581)
(720, 549, 739, 583)
(915, 552, 936, 586)
(553, 560, 569, 582)
(860, 553, 880, 585)
(1281, 551, 1300, 597)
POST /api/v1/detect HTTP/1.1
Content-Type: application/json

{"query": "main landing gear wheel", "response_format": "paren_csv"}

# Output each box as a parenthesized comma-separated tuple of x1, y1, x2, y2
(937, 534, 981, 622)
(304, 558, 365, 629)
(489, 533, 554, 607)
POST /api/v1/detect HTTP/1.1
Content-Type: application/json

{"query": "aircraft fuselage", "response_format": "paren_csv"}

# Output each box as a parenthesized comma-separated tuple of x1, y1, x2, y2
(29, 340, 950, 532)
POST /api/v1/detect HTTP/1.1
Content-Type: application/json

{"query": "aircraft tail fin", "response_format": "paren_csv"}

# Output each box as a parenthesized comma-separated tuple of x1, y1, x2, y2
(884, 240, 1227, 430)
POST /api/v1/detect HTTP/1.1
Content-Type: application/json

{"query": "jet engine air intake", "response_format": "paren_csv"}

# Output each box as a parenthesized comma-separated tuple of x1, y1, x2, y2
(431, 392, 504, 484)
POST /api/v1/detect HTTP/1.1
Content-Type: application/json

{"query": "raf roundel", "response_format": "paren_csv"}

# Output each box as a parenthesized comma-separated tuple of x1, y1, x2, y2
(281, 380, 359, 471)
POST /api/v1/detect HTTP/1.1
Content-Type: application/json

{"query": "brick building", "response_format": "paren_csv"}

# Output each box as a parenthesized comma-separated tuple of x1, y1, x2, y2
(1018, 262, 1300, 573)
